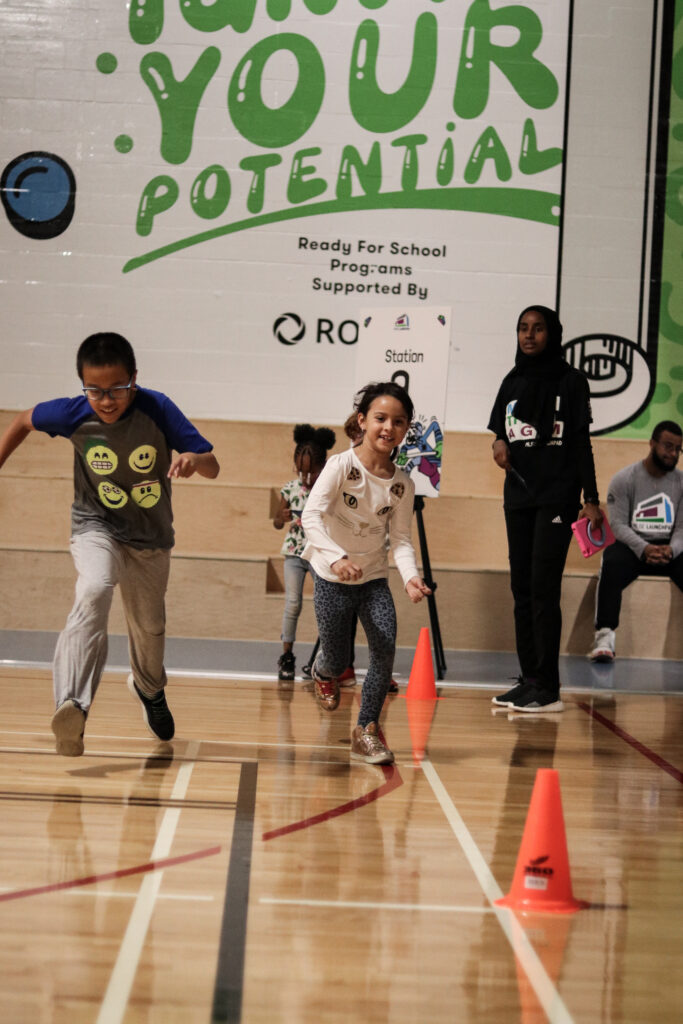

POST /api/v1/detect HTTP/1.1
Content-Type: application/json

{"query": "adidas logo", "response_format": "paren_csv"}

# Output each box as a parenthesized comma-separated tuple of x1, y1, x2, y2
(552, 515, 563, 524)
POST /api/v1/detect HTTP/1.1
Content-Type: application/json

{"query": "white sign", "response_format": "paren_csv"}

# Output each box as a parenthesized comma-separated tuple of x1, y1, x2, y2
(356, 306, 451, 497)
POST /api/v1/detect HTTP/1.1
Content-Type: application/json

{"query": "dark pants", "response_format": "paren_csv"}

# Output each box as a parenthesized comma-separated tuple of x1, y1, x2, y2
(504, 503, 577, 693)
(595, 540, 683, 629)
(313, 574, 396, 728)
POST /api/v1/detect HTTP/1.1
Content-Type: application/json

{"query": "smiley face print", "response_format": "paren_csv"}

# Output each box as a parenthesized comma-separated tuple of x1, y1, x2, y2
(98, 481, 128, 509)
(131, 480, 161, 509)
(85, 442, 118, 475)
(129, 444, 157, 474)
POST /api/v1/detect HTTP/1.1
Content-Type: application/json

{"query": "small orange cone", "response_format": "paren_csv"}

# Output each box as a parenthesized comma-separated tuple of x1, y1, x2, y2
(406, 698, 437, 764)
(495, 769, 588, 914)
(405, 627, 437, 700)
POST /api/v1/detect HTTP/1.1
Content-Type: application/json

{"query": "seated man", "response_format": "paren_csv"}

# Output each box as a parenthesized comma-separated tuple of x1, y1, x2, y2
(590, 420, 683, 661)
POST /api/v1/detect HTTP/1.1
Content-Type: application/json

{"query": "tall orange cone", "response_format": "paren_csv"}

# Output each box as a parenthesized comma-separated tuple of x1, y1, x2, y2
(405, 627, 437, 700)
(495, 769, 588, 914)
(402, 628, 440, 762)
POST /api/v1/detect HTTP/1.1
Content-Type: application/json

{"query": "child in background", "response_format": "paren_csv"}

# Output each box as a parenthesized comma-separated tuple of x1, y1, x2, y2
(0, 332, 219, 755)
(273, 424, 336, 682)
(302, 382, 430, 764)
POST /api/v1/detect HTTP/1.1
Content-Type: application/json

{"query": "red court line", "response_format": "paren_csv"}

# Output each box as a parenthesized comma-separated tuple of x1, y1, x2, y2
(262, 761, 403, 841)
(577, 702, 683, 784)
(0, 844, 222, 903)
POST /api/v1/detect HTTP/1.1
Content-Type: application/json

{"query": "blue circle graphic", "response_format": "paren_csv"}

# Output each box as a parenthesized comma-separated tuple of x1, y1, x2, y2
(1, 152, 76, 239)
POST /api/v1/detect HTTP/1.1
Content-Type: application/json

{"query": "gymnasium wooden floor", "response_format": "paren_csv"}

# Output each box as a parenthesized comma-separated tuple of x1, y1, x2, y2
(0, 666, 681, 1023)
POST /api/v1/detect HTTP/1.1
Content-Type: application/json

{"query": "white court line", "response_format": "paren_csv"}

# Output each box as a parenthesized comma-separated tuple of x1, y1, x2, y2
(0, 887, 213, 901)
(95, 739, 200, 1024)
(260, 897, 494, 914)
(71, 890, 214, 902)
(0, 658, 500, 689)
(420, 757, 576, 1024)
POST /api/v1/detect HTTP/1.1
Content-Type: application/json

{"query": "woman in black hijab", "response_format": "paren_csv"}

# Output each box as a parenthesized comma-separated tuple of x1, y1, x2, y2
(488, 305, 603, 712)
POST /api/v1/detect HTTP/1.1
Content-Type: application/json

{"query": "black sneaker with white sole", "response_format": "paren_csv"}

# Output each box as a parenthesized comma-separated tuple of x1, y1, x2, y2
(278, 651, 295, 681)
(491, 676, 526, 707)
(127, 674, 175, 740)
(509, 686, 564, 713)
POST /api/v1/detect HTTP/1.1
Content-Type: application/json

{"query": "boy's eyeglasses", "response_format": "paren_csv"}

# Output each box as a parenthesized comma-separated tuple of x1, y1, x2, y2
(82, 379, 134, 402)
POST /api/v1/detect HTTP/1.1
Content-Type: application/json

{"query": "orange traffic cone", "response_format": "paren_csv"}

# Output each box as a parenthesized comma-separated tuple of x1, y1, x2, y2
(495, 769, 588, 914)
(405, 627, 437, 700)
(406, 698, 437, 764)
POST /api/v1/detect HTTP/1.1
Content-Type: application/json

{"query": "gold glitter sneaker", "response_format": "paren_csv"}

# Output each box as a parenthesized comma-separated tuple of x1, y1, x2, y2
(350, 722, 394, 764)
(312, 658, 340, 711)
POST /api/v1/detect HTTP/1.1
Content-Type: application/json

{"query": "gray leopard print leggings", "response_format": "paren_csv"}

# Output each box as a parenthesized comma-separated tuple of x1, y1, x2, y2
(312, 573, 396, 727)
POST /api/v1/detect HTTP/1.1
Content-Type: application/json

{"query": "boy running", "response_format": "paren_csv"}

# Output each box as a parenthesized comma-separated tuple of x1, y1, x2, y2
(0, 332, 220, 755)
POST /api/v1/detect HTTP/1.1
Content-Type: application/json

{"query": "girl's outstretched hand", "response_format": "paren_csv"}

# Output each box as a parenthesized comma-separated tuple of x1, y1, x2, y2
(406, 577, 432, 603)
(331, 557, 363, 582)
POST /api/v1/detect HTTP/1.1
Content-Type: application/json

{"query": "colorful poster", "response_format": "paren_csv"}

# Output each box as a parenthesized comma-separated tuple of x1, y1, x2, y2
(0, 1, 679, 434)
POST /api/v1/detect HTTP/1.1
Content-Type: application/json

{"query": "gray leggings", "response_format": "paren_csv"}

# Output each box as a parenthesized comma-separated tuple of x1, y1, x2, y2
(313, 573, 396, 727)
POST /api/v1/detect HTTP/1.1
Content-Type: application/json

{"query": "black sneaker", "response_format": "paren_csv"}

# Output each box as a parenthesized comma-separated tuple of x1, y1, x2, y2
(491, 676, 526, 707)
(301, 661, 313, 679)
(509, 685, 564, 713)
(278, 651, 295, 681)
(127, 674, 175, 740)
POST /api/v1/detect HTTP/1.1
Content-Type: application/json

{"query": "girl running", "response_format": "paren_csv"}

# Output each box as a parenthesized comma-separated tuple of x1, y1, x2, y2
(273, 424, 336, 682)
(301, 381, 431, 764)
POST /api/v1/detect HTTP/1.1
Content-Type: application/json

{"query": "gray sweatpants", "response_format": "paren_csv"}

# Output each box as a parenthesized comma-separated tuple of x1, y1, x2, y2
(53, 530, 171, 712)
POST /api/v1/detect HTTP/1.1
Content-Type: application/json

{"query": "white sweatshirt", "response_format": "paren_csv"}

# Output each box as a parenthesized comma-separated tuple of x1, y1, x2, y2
(301, 449, 419, 586)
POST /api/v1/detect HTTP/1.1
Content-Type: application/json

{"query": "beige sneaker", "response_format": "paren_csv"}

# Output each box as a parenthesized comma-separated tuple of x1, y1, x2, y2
(351, 722, 394, 764)
(51, 699, 86, 757)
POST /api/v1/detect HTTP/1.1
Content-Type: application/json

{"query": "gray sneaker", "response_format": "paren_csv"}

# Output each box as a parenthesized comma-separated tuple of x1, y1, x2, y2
(51, 699, 86, 757)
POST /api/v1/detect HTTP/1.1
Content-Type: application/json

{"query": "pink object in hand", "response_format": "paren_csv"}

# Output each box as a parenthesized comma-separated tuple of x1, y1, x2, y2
(571, 515, 615, 558)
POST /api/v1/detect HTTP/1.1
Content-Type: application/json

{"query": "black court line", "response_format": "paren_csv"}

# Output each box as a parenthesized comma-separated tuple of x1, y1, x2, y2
(211, 760, 258, 1024)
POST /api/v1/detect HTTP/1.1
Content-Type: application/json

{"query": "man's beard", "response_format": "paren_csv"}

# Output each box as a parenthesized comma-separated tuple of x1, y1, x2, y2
(651, 448, 675, 473)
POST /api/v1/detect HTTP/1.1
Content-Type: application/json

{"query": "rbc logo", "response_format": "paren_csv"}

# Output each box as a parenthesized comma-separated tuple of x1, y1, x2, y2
(274, 314, 358, 346)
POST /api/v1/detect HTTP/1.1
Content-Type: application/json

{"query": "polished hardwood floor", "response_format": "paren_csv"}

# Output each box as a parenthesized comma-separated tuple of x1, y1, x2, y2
(0, 667, 681, 1023)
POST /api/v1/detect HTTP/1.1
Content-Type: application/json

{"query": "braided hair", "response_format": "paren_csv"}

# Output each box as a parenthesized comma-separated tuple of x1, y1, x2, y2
(293, 424, 336, 484)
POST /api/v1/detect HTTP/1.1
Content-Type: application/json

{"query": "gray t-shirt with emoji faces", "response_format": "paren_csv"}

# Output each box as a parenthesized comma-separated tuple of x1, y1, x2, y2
(32, 387, 213, 549)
